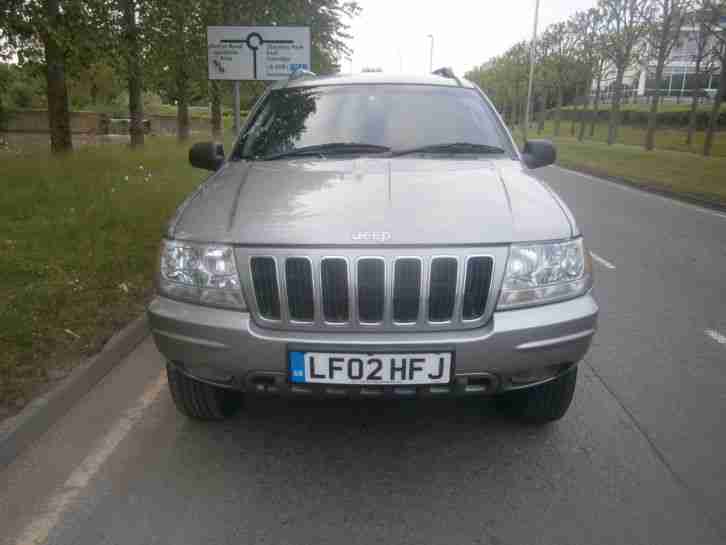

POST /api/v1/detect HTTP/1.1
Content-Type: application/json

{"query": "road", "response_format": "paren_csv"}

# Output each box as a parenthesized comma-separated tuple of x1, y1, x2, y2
(2, 166, 726, 545)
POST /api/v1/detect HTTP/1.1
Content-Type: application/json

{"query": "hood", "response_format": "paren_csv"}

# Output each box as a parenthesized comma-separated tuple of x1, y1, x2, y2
(169, 158, 574, 246)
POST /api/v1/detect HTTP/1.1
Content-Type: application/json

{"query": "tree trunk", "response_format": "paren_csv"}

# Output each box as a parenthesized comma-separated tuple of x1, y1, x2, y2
(578, 78, 592, 141)
(210, 80, 222, 139)
(704, 55, 726, 157)
(537, 92, 546, 134)
(570, 86, 578, 136)
(44, 0, 72, 153)
(554, 87, 563, 137)
(590, 74, 601, 138)
(645, 61, 665, 152)
(608, 67, 625, 145)
(123, 0, 144, 148)
(686, 60, 702, 147)
(686, 93, 699, 147)
(176, 52, 190, 142)
(177, 92, 190, 142)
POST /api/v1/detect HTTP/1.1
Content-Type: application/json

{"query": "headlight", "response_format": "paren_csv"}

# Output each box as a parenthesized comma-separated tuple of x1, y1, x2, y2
(497, 238, 592, 310)
(158, 239, 246, 310)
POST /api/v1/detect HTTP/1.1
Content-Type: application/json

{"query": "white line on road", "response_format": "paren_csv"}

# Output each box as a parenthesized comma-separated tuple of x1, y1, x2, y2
(590, 252, 616, 270)
(705, 329, 726, 345)
(14, 371, 167, 545)
(553, 166, 726, 220)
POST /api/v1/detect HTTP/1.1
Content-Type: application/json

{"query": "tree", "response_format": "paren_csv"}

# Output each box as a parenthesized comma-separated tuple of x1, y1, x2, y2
(466, 49, 528, 126)
(540, 22, 580, 136)
(685, 6, 717, 146)
(120, 0, 144, 147)
(570, 9, 607, 141)
(599, 0, 650, 145)
(195, 0, 361, 139)
(143, 0, 206, 142)
(531, 34, 562, 135)
(498, 43, 530, 126)
(644, 0, 692, 151)
(1, 0, 110, 153)
(702, 0, 726, 156)
(0, 63, 10, 128)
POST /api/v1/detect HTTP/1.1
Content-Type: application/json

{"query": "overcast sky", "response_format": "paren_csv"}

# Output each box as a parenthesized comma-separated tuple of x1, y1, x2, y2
(344, 0, 598, 76)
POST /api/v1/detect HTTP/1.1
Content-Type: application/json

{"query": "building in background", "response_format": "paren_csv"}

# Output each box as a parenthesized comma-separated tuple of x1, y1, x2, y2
(597, 15, 724, 103)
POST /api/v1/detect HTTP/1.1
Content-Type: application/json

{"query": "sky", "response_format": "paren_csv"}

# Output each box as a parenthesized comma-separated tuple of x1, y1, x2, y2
(344, 0, 598, 76)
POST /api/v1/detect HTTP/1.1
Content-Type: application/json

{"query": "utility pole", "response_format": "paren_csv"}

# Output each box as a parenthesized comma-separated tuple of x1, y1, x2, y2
(427, 34, 434, 72)
(523, 0, 541, 142)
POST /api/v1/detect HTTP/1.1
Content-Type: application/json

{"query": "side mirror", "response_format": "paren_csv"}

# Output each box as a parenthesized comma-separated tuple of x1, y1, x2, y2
(521, 139, 556, 169)
(189, 142, 225, 171)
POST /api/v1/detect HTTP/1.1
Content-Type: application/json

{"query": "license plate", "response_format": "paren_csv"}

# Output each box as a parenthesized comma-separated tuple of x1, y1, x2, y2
(289, 351, 452, 385)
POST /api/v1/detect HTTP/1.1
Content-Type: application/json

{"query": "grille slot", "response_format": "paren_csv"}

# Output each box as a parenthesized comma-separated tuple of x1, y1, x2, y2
(428, 257, 458, 322)
(463, 257, 494, 320)
(357, 259, 385, 322)
(285, 258, 314, 321)
(393, 258, 422, 323)
(250, 257, 280, 320)
(321, 259, 349, 322)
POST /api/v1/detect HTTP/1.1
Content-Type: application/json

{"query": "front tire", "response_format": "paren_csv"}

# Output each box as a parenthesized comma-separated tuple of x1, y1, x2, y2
(497, 366, 577, 423)
(166, 363, 242, 420)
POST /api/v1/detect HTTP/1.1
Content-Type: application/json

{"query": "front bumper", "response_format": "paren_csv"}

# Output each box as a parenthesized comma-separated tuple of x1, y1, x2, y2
(147, 293, 598, 396)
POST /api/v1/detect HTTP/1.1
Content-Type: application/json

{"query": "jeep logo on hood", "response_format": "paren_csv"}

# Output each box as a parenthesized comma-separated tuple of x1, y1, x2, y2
(351, 231, 392, 243)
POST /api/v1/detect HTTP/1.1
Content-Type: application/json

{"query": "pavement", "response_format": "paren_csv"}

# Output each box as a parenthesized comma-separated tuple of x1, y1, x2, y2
(2, 166, 726, 545)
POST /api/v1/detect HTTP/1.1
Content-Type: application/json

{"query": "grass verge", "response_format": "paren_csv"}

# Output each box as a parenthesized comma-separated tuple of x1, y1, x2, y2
(535, 120, 726, 157)
(0, 134, 232, 414)
(548, 135, 726, 206)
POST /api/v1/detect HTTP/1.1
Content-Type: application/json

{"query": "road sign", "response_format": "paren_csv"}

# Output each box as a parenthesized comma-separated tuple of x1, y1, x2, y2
(207, 26, 311, 81)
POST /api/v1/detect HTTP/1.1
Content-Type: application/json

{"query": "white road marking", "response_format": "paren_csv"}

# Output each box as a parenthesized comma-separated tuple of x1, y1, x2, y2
(705, 329, 726, 345)
(552, 166, 726, 220)
(590, 251, 616, 270)
(14, 372, 167, 545)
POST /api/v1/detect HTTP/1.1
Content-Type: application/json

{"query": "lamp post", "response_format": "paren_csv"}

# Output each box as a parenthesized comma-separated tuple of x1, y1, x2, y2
(427, 34, 434, 72)
(523, 0, 541, 141)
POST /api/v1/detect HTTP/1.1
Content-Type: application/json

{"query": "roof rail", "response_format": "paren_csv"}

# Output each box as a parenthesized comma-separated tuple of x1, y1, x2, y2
(432, 67, 462, 86)
(288, 68, 317, 82)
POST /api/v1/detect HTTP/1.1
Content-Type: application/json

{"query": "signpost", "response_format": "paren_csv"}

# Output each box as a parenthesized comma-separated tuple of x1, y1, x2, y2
(207, 26, 311, 134)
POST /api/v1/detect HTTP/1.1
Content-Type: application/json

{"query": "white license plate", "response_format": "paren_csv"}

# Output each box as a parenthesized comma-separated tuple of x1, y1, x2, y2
(289, 351, 452, 385)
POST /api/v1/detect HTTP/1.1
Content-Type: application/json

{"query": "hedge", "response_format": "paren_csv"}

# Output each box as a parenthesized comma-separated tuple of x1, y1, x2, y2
(549, 108, 726, 130)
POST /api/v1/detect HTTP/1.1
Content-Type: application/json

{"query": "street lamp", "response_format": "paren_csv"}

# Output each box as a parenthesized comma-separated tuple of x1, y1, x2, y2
(427, 34, 434, 73)
(523, 0, 541, 141)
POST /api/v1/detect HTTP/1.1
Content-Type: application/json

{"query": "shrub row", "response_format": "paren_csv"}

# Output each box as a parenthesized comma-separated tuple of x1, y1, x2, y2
(550, 108, 726, 130)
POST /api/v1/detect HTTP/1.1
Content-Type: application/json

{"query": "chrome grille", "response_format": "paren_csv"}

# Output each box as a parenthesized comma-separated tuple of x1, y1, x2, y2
(239, 248, 503, 332)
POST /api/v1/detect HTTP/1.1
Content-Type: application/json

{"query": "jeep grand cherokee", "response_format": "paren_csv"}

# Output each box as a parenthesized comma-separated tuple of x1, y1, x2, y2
(147, 71, 598, 423)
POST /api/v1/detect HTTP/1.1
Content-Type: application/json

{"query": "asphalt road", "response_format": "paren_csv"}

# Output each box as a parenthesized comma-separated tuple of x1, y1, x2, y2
(2, 166, 726, 545)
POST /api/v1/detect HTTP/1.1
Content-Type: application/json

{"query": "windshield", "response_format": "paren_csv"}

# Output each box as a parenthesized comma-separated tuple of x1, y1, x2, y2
(236, 84, 513, 160)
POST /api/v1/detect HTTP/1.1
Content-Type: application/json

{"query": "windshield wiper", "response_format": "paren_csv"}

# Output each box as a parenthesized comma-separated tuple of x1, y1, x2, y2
(388, 142, 506, 157)
(261, 142, 391, 160)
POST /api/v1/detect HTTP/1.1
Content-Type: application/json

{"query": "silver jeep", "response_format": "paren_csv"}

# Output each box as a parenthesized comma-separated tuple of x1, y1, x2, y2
(148, 71, 597, 423)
